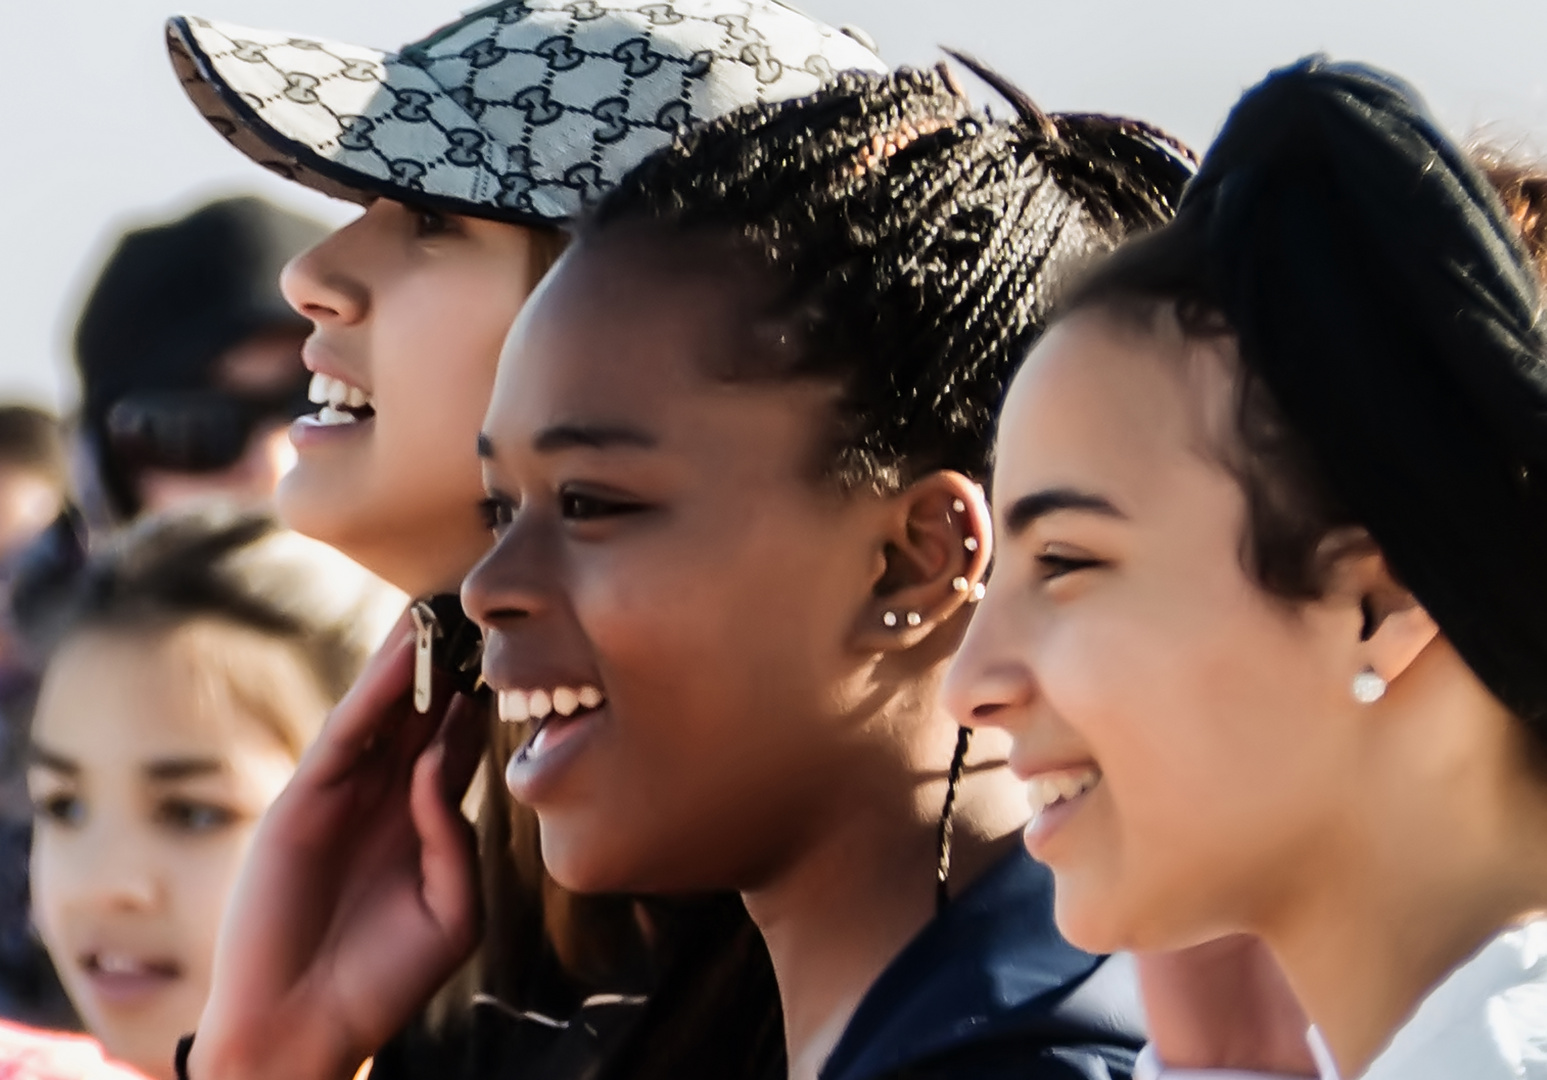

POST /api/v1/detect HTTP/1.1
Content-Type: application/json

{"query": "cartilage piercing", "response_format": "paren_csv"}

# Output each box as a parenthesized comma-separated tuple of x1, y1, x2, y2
(971, 583, 986, 602)
(882, 611, 899, 628)
(952, 576, 969, 593)
(951, 498, 966, 514)
(964, 536, 979, 553)
(906, 612, 923, 627)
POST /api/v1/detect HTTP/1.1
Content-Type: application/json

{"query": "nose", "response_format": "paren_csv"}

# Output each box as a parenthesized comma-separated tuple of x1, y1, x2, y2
(462, 517, 555, 635)
(279, 215, 370, 327)
(68, 827, 162, 914)
(941, 582, 1038, 733)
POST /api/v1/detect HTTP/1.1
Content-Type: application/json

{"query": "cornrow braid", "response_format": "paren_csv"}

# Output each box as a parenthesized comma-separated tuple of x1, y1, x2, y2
(586, 64, 1194, 489)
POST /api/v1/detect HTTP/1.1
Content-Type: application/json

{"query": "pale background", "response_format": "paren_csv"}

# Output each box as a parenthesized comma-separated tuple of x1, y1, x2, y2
(5, 0, 1546, 410)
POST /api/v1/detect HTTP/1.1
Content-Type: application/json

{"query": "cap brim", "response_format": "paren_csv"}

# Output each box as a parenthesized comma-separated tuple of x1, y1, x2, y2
(169, 5, 889, 226)
(168, 15, 568, 226)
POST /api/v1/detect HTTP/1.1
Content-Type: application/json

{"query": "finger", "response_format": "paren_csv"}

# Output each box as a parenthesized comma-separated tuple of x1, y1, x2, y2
(408, 744, 481, 956)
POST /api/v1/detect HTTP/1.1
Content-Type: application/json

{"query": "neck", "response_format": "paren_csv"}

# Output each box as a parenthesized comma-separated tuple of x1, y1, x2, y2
(1259, 714, 1547, 1076)
(742, 724, 1025, 1080)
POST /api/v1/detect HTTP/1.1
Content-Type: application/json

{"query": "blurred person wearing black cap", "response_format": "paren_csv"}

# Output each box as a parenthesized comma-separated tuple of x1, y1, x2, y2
(946, 56, 1547, 1080)
(73, 197, 328, 525)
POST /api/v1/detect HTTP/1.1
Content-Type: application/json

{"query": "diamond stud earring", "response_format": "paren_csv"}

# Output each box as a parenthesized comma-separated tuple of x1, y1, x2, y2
(951, 498, 966, 514)
(1351, 667, 1387, 704)
(964, 536, 979, 553)
(952, 576, 969, 593)
(971, 583, 986, 602)
(882, 611, 899, 628)
(906, 612, 923, 627)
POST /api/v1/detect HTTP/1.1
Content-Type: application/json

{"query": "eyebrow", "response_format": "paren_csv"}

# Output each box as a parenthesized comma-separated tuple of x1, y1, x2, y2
(476, 424, 659, 461)
(27, 744, 76, 775)
(26, 745, 225, 783)
(1003, 488, 1128, 538)
(533, 424, 657, 454)
(144, 759, 226, 782)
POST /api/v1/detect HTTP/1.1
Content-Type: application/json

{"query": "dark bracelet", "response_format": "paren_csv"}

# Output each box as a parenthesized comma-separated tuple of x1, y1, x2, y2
(175, 1033, 195, 1080)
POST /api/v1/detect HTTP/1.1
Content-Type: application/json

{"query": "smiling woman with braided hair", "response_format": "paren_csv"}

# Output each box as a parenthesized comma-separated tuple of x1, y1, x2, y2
(179, 65, 1195, 1080)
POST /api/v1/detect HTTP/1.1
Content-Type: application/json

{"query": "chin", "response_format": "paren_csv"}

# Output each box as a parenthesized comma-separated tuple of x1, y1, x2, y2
(1050, 872, 1145, 956)
(538, 819, 657, 896)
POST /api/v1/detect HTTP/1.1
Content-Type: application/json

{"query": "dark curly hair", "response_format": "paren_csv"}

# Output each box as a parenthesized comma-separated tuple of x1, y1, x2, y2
(584, 62, 1195, 491)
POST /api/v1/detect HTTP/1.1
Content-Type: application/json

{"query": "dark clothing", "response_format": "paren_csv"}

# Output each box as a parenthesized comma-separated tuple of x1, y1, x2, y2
(378, 849, 1140, 1080)
(821, 847, 1144, 1080)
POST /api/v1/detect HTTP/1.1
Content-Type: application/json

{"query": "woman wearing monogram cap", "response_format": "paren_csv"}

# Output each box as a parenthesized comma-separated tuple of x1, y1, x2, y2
(164, 3, 887, 1078)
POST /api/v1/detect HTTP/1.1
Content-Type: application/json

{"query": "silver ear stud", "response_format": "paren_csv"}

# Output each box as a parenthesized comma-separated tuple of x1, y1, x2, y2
(1351, 667, 1387, 704)
(906, 611, 923, 627)
(964, 536, 980, 553)
(882, 611, 899, 628)
(971, 583, 987, 602)
(952, 498, 967, 514)
(952, 576, 969, 593)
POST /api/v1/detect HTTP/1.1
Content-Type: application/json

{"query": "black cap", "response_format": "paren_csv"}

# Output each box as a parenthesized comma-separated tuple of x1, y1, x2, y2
(1183, 58, 1547, 728)
(73, 196, 327, 517)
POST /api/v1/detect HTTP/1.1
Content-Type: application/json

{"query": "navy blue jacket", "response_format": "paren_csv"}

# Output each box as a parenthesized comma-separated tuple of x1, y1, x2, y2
(820, 847, 1146, 1080)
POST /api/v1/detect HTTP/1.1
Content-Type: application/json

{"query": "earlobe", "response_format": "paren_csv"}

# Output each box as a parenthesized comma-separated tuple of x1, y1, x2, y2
(1337, 546, 1439, 697)
(852, 473, 992, 653)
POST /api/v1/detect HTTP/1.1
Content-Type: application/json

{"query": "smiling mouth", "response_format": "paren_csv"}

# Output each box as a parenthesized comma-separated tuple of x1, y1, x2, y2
(305, 372, 376, 427)
(79, 952, 182, 1003)
(1027, 767, 1102, 824)
(499, 685, 607, 764)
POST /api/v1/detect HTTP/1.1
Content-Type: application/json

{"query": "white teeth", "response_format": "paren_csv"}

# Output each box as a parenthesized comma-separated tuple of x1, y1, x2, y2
(1027, 768, 1101, 815)
(96, 954, 144, 976)
(498, 690, 530, 723)
(316, 405, 358, 426)
(497, 685, 607, 724)
(306, 372, 373, 412)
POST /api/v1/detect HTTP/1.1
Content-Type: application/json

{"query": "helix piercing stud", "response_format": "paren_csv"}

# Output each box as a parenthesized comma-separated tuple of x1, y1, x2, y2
(906, 612, 923, 627)
(1351, 667, 1387, 704)
(964, 536, 980, 553)
(971, 583, 986, 602)
(951, 498, 966, 514)
(952, 576, 969, 593)
(882, 611, 899, 628)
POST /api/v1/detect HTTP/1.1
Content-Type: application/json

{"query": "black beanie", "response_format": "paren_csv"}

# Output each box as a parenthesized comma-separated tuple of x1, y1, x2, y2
(1180, 58, 1547, 727)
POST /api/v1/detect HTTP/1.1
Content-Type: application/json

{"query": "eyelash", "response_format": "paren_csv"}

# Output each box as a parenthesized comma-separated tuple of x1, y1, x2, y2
(411, 206, 458, 238)
(29, 795, 237, 834)
(478, 489, 648, 534)
(32, 793, 83, 828)
(1035, 551, 1106, 582)
(155, 799, 238, 834)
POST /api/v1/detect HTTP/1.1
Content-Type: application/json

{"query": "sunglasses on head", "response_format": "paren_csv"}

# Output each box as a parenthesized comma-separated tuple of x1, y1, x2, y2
(105, 383, 312, 473)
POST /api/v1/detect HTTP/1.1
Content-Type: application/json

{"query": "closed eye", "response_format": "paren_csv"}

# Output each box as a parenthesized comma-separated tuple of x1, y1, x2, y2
(1035, 550, 1107, 582)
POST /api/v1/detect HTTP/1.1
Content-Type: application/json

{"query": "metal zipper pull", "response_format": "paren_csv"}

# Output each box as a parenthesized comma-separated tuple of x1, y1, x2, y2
(410, 601, 441, 714)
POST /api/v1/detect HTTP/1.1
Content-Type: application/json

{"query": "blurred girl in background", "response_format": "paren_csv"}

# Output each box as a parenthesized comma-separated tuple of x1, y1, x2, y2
(21, 509, 399, 1079)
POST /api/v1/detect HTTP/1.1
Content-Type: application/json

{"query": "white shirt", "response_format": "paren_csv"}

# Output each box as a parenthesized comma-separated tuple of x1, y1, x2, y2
(1141, 921, 1547, 1080)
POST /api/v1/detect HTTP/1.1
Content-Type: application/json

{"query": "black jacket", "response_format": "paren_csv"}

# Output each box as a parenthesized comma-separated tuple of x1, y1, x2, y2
(820, 847, 1145, 1080)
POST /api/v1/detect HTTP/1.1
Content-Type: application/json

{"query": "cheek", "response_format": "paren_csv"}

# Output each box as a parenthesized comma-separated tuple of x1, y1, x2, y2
(1036, 579, 1343, 946)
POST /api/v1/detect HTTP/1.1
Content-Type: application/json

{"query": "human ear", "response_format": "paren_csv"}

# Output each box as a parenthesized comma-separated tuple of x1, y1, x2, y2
(1321, 530, 1439, 692)
(851, 471, 992, 652)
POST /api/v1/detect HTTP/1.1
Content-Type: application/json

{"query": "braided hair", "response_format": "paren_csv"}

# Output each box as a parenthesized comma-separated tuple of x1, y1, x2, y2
(585, 62, 1195, 490)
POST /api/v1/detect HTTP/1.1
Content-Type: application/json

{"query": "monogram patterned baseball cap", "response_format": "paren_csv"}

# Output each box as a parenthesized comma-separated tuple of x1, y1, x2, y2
(167, 1, 887, 225)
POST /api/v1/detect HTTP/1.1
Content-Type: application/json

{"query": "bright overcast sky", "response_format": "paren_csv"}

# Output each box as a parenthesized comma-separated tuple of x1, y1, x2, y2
(5, 0, 1546, 410)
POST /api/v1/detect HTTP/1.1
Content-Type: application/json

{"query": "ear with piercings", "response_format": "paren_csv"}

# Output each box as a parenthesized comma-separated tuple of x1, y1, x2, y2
(856, 472, 991, 650)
